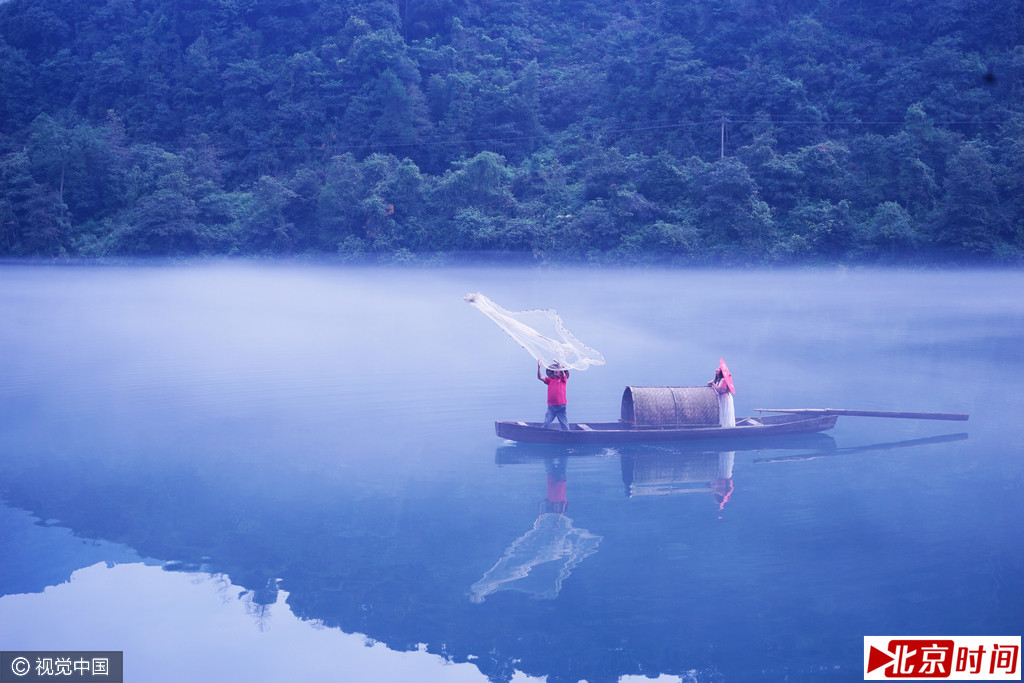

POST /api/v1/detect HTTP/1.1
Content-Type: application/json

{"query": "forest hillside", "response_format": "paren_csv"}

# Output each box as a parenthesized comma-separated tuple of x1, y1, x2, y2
(1, 0, 1022, 263)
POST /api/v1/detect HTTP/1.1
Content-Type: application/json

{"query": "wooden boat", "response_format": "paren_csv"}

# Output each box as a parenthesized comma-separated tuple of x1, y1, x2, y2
(496, 385, 968, 445)
(496, 412, 838, 445)
(494, 432, 839, 461)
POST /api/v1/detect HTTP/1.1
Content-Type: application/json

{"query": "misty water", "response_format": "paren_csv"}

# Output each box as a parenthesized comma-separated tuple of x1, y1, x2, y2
(1, 263, 1021, 682)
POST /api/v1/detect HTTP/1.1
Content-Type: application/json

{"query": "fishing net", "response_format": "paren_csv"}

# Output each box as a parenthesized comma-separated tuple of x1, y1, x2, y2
(465, 293, 606, 371)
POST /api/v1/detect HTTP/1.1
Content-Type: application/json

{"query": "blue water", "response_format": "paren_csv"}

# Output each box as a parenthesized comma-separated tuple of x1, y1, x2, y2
(1, 264, 1021, 682)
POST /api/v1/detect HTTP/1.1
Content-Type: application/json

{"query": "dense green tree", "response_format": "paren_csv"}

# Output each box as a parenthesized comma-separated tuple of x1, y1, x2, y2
(25, 115, 72, 205)
(860, 201, 922, 262)
(554, 202, 617, 258)
(991, 115, 1024, 252)
(691, 157, 775, 260)
(242, 175, 299, 254)
(318, 153, 366, 248)
(781, 198, 855, 259)
(0, 151, 71, 256)
(0, 38, 36, 131)
(357, 195, 402, 252)
(114, 167, 201, 255)
(433, 151, 514, 214)
(617, 217, 701, 264)
(637, 152, 687, 206)
(789, 140, 851, 204)
(0, 0, 1021, 263)
(931, 143, 1006, 256)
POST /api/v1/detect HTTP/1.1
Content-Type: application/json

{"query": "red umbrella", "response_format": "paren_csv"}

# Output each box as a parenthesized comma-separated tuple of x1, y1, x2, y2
(718, 358, 735, 395)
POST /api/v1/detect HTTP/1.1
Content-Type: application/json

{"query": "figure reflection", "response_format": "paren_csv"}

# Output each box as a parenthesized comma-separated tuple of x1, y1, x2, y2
(469, 456, 602, 603)
(620, 448, 737, 515)
(713, 451, 735, 515)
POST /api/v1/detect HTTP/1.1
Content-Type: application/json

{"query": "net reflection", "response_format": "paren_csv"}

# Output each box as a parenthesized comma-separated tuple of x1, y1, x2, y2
(475, 436, 837, 605)
(470, 457, 602, 603)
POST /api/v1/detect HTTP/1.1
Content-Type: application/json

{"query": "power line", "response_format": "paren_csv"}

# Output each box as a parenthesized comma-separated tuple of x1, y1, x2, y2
(0, 112, 1013, 158)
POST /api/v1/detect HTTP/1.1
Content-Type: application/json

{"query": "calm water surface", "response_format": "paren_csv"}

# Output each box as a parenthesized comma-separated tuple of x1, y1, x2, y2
(1, 264, 1021, 682)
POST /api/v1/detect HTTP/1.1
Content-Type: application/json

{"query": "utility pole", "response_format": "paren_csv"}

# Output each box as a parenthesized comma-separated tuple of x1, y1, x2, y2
(720, 115, 726, 159)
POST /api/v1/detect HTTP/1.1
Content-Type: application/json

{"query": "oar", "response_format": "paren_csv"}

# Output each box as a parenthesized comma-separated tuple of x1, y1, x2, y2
(753, 432, 969, 463)
(755, 408, 969, 421)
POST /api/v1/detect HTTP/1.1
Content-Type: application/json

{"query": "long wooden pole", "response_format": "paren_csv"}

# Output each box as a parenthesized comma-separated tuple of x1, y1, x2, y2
(753, 432, 969, 464)
(755, 408, 969, 421)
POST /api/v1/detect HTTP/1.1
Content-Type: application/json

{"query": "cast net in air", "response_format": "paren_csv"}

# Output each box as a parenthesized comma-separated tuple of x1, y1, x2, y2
(465, 293, 606, 371)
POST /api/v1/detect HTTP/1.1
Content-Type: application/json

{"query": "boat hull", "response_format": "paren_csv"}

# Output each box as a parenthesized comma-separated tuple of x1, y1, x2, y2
(495, 414, 838, 445)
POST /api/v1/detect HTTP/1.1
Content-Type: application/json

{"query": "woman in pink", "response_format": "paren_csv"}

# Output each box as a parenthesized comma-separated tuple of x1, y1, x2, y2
(708, 358, 735, 427)
(538, 360, 570, 430)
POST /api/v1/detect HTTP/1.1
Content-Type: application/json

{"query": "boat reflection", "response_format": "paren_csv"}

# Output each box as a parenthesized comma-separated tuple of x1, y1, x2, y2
(469, 456, 602, 603)
(620, 449, 737, 512)
(496, 439, 833, 521)
(495, 430, 969, 517)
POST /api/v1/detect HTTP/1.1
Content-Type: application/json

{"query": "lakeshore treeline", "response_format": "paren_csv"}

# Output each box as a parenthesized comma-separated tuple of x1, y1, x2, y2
(1, 0, 1022, 263)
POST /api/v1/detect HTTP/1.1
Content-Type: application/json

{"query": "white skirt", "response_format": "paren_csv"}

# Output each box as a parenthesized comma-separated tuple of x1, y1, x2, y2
(718, 392, 735, 428)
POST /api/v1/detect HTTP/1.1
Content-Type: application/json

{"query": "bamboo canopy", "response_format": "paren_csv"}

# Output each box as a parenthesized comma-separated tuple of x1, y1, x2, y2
(621, 386, 720, 427)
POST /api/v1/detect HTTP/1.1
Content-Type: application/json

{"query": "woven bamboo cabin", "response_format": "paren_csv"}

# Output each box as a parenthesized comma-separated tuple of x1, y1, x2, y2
(620, 386, 720, 427)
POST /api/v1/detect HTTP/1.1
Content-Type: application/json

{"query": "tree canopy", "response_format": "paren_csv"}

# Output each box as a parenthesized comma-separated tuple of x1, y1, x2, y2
(1, 0, 1021, 263)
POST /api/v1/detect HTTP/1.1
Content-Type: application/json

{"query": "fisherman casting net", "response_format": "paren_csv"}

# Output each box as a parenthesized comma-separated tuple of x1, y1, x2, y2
(465, 293, 605, 371)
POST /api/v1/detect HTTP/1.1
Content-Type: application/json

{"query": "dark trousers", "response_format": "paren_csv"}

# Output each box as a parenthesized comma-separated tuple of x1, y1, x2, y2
(542, 404, 568, 430)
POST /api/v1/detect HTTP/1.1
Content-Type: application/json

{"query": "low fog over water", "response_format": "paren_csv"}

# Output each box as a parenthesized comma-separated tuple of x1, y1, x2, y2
(1, 264, 1021, 682)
